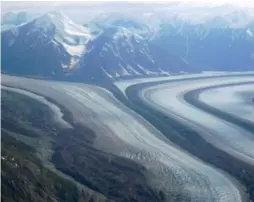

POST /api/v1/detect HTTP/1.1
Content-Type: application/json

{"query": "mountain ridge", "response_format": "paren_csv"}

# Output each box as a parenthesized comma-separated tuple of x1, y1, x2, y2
(2, 10, 253, 83)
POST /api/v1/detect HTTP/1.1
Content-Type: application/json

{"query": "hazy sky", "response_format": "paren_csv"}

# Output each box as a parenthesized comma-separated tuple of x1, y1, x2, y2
(2, 0, 253, 23)
(2, 0, 253, 4)
(2, 0, 253, 12)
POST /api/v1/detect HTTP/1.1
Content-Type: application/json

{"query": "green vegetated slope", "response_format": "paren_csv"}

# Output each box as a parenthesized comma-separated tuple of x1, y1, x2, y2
(2, 132, 90, 202)
(1, 90, 164, 202)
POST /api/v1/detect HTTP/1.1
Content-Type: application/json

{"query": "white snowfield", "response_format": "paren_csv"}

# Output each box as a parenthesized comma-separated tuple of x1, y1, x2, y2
(140, 76, 254, 166)
(2, 74, 246, 202)
(199, 83, 254, 124)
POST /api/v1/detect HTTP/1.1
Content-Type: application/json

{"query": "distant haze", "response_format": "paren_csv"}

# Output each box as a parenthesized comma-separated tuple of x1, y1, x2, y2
(2, 1, 254, 24)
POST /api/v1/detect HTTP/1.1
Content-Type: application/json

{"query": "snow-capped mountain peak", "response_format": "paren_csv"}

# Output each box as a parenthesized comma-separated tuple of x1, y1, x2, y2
(1, 11, 97, 75)
(30, 11, 93, 57)
(33, 11, 63, 28)
(2, 9, 253, 82)
(33, 11, 92, 40)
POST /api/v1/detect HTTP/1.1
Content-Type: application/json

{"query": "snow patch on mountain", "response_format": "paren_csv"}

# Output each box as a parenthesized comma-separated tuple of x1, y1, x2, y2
(117, 64, 129, 76)
(137, 64, 157, 75)
(62, 44, 86, 57)
(34, 11, 91, 38)
(31, 11, 93, 56)
(246, 29, 254, 37)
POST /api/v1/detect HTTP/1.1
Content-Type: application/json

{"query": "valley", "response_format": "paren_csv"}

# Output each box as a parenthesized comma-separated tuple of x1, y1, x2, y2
(1, 80, 164, 202)
(123, 74, 254, 201)
(1, 2, 254, 202)
(2, 73, 254, 201)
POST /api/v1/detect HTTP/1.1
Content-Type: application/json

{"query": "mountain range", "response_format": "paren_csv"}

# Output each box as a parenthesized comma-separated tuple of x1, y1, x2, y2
(1, 10, 254, 83)
(153, 17, 254, 71)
